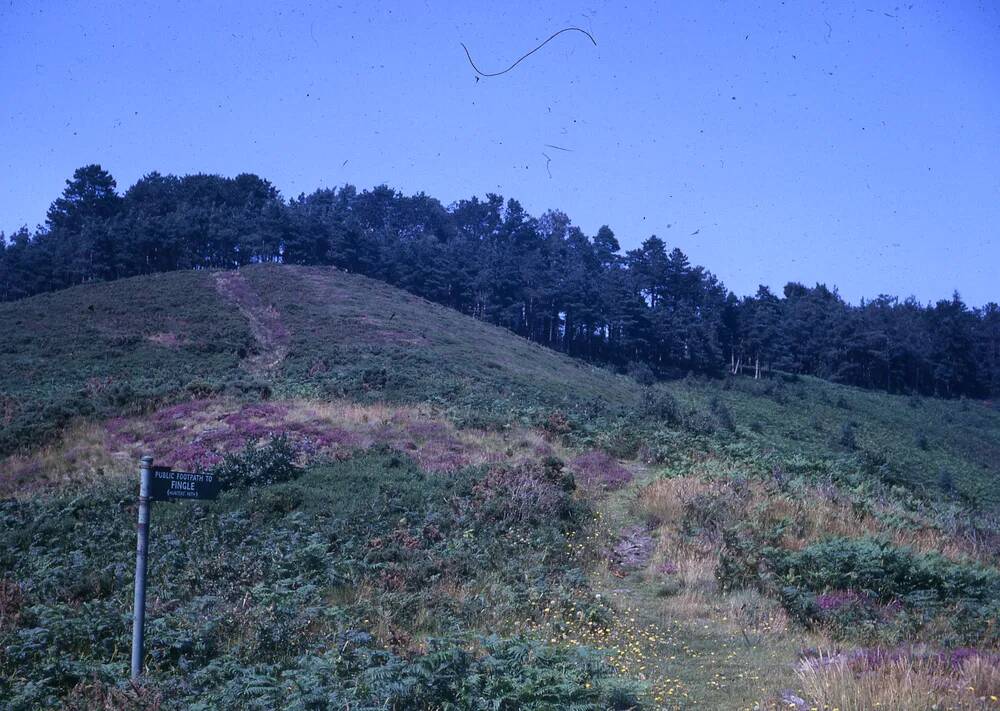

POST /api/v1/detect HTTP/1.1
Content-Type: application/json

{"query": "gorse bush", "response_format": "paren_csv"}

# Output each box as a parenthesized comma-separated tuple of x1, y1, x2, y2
(682, 409, 717, 436)
(767, 537, 1000, 605)
(709, 397, 736, 432)
(643, 386, 680, 423)
(716, 524, 785, 593)
(719, 533, 1000, 646)
(938, 469, 955, 494)
(214, 435, 301, 488)
(470, 457, 579, 526)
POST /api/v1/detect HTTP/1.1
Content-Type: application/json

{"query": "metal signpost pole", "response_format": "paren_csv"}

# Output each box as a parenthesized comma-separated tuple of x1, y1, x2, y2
(131, 455, 153, 682)
(127, 457, 217, 682)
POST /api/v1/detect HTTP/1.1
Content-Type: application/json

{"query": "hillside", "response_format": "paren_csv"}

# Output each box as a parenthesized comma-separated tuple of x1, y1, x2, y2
(2, 265, 998, 502)
(7, 168, 999, 402)
(2, 265, 1000, 709)
(0, 265, 640, 459)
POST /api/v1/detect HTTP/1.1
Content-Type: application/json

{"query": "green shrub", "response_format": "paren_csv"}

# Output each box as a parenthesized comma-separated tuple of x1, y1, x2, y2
(716, 525, 782, 593)
(641, 386, 679, 424)
(595, 420, 644, 459)
(731, 536, 1000, 644)
(214, 435, 301, 489)
(682, 487, 745, 541)
(709, 397, 736, 432)
(682, 410, 717, 436)
(837, 422, 857, 450)
(627, 361, 656, 386)
(768, 537, 1000, 605)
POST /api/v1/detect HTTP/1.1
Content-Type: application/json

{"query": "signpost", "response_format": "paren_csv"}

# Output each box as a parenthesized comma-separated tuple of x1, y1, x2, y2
(131, 456, 220, 682)
(149, 467, 221, 502)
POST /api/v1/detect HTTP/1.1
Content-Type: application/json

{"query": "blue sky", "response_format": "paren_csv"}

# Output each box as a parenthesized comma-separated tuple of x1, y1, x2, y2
(1, 0, 998, 305)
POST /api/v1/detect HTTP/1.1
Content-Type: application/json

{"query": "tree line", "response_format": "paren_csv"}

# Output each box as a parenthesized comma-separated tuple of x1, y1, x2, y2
(2, 165, 998, 398)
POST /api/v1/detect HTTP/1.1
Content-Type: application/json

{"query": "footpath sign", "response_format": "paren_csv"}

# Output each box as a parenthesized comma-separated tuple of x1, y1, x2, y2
(131, 457, 219, 681)
(149, 467, 220, 501)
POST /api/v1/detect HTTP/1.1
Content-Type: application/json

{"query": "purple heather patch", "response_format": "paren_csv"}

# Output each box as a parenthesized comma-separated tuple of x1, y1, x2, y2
(405, 420, 451, 440)
(656, 560, 679, 575)
(569, 450, 633, 490)
(411, 440, 472, 474)
(815, 589, 865, 612)
(532, 442, 555, 458)
(107, 399, 488, 474)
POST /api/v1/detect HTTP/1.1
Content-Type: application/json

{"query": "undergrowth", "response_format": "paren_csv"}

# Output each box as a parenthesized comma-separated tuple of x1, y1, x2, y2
(0, 448, 645, 709)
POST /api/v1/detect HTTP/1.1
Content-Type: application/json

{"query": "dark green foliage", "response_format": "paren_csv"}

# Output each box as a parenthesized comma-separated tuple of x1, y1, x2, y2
(682, 488, 742, 541)
(709, 397, 736, 432)
(938, 469, 954, 495)
(681, 410, 717, 436)
(838, 421, 858, 450)
(214, 435, 301, 488)
(640, 386, 679, 424)
(152, 634, 637, 710)
(768, 538, 1000, 604)
(594, 420, 644, 459)
(716, 525, 784, 593)
(718, 534, 1000, 646)
(627, 361, 656, 386)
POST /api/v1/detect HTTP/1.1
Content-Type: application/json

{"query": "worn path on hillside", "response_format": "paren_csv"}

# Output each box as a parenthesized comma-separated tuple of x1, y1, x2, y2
(214, 270, 290, 374)
(588, 464, 802, 709)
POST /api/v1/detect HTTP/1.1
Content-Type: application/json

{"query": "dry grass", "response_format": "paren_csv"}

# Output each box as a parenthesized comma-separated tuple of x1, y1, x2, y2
(795, 652, 1000, 711)
(64, 679, 163, 711)
(721, 588, 791, 638)
(0, 420, 128, 497)
(0, 397, 581, 499)
(964, 655, 1000, 702)
(767, 486, 997, 564)
(632, 475, 717, 528)
(633, 471, 994, 572)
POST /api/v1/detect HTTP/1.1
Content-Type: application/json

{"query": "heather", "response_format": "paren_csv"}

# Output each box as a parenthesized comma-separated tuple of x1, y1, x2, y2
(570, 450, 634, 490)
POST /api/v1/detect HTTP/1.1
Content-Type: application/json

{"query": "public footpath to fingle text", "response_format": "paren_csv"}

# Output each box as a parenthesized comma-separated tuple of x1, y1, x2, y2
(149, 467, 221, 501)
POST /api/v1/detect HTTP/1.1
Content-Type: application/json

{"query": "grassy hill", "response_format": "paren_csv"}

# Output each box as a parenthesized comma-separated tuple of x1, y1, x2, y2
(0, 265, 639, 458)
(3, 264, 997, 502)
(2, 265, 1000, 709)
